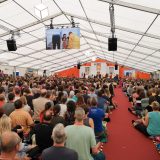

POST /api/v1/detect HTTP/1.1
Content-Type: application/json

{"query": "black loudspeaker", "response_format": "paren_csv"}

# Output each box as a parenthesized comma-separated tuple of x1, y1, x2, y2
(77, 63, 81, 69)
(108, 38, 117, 51)
(115, 64, 118, 70)
(6, 39, 17, 51)
(43, 70, 46, 74)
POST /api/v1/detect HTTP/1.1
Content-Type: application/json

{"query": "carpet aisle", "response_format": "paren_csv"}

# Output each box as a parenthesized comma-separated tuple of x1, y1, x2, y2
(103, 88, 160, 160)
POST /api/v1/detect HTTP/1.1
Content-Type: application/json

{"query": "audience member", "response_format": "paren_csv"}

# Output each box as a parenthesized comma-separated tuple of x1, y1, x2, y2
(42, 124, 78, 160)
(0, 131, 21, 160)
(3, 92, 15, 116)
(33, 89, 49, 122)
(9, 100, 34, 135)
(65, 107, 98, 160)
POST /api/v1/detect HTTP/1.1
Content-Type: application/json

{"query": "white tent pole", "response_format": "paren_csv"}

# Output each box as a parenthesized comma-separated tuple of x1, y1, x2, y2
(98, 0, 160, 15)
(65, 12, 160, 40)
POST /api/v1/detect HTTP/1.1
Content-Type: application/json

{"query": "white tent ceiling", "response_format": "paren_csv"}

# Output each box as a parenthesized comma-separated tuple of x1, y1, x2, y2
(0, 0, 160, 73)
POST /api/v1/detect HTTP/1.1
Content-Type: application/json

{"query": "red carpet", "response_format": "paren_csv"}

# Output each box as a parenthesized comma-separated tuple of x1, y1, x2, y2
(104, 88, 160, 160)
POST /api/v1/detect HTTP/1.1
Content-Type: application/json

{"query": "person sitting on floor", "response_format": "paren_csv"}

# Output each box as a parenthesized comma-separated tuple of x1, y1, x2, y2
(128, 88, 146, 117)
(132, 101, 160, 137)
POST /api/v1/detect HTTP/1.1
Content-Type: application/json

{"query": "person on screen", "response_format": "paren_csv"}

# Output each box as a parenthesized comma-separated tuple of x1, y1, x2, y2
(67, 32, 74, 49)
(52, 34, 61, 49)
(62, 34, 67, 49)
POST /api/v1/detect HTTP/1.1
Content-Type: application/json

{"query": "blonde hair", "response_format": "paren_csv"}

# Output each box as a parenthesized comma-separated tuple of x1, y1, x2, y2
(20, 96, 27, 105)
(151, 101, 160, 111)
(0, 115, 11, 137)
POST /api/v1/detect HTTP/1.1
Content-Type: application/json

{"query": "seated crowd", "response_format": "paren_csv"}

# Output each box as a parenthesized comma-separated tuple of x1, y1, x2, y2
(123, 80, 160, 137)
(0, 75, 117, 160)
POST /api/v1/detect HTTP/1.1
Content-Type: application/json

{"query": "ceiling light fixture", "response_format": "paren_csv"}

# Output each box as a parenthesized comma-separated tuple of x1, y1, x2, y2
(34, 0, 49, 19)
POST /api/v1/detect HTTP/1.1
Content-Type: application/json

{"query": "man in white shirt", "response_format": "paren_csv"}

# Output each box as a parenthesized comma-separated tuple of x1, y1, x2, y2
(59, 97, 67, 117)
(33, 89, 50, 122)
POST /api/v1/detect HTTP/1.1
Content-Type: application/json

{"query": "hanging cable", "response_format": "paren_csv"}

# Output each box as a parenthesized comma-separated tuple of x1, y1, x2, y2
(109, 2, 115, 38)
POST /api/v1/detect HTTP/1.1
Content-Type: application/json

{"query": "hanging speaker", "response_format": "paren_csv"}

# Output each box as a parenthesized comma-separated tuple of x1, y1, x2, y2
(43, 70, 46, 74)
(77, 63, 81, 69)
(6, 39, 17, 51)
(115, 64, 118, 70)
(108, 38, 117, 51)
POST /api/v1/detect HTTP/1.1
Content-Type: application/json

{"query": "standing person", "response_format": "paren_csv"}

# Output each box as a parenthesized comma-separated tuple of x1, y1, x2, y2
(97, 90, 108, 112)
(64, 101, 76, 126)
(62, 34, 67, 49)
(14, 88, 21, 101)
(29, 111, 53, 158)
(19, 96, 31, 114)
(59, 96, 67, 117)
(40, 102, 53, 123)
(9, 100, 34, 135)
(0, 95, 5, 108)
(88, 97, 105, 137)
(51, 104, 65, 127)
(33, 89, 49, 122)
(52, 34, 61, 49)
(41, 124, 78, 160)
(3, 92, 15, 116)
(24, 88, 34, 110)
(109, 82, 114, 97)
(67, 32, 73, 49)
(65, 107, 98, 160)
(88, 87, 97, 99)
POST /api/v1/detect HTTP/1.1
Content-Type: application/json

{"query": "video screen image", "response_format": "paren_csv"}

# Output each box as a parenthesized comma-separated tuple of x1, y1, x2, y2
(46, 27, 80, 50)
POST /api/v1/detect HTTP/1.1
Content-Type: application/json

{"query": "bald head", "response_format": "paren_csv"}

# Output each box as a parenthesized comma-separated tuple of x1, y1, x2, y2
(1, 131, 21, 153)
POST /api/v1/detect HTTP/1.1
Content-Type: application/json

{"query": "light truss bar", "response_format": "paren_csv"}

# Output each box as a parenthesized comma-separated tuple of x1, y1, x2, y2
(65, 12, 160, 40)
(98, 0, 160, 15)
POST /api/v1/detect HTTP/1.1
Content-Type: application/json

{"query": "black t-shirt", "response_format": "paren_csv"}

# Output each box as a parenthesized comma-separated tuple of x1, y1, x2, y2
(145, 105, 153, 112)
(42, 146, 78, 160)
(83, 94, 90, 104)
(25, 95, 34, 110)
(32, 122, 53, 151)
(156, 95, 160, 104)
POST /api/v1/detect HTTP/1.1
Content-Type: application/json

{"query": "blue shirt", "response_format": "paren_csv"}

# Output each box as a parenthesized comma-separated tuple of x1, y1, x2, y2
(88, 107, 105, 133)
(147, 112, 160, 136)
(97, 97, 107, 111)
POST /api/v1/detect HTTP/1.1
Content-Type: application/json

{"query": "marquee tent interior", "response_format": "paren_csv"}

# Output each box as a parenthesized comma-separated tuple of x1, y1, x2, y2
(1, 0, 160, 73)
